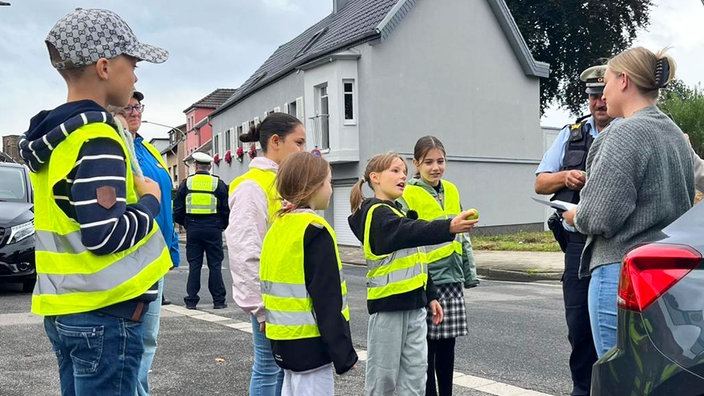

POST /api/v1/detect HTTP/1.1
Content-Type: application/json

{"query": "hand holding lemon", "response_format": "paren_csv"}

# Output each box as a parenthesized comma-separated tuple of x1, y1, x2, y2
(450, 209, 479, 233)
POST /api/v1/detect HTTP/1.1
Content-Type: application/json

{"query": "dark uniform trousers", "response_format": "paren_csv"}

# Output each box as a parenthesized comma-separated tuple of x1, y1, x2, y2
(563, 233, 598, 396)
(184, 226, 227, 306)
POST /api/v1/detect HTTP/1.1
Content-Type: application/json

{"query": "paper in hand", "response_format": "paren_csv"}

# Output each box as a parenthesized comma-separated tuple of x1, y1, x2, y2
(531, 197, 577, 211)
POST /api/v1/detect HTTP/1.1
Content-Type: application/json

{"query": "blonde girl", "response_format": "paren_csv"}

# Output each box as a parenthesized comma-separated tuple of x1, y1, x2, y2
(260, 152, 357, 395)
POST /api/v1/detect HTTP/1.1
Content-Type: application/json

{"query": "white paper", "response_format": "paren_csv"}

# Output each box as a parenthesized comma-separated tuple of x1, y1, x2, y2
(531, 197, 577, 211)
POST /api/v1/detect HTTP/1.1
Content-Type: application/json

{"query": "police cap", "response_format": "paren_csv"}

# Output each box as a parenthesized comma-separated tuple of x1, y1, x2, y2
(192, 152, 213, 164)
(580, 65, 607, 95)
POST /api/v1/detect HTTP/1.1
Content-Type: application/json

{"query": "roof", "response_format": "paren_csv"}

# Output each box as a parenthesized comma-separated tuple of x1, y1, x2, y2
(184, 88, 237, 113)
(160, 123, 187, 155)
(211, 0, 548, 117)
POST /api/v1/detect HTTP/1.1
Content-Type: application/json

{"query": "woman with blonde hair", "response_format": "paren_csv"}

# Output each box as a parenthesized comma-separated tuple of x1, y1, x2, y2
(564, 47, 695, 356)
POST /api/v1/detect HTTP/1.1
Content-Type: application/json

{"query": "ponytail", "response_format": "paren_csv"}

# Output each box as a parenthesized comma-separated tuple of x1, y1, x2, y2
(239, 112, 301, 153)
(350, 178, 367, 214)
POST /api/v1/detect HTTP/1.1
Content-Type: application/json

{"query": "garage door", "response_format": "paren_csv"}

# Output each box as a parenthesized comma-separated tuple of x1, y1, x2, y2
(333, 185, 359, 246)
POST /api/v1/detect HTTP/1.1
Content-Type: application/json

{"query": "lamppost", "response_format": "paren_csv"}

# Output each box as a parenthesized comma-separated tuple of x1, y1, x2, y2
(0, 2, 11, 6)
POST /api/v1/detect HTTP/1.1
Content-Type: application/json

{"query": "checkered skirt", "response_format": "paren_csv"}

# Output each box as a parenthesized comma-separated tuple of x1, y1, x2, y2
(427, 283, 468, 339)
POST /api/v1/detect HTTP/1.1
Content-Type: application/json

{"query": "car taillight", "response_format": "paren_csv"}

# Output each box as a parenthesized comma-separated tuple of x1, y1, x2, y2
(618, 243, 701, 312)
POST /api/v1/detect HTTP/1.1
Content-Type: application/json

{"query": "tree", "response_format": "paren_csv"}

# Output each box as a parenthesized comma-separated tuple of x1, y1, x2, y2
(505, 0, 653, 115)
(659, 79, 704, 157)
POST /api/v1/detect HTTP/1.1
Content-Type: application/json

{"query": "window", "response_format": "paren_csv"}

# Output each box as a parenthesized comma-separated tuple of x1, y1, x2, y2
(236, 125, 244, 149)
(287, 100, 297, 118)
(315, 84, 329, 150)
(213, 134, 220, 155)
(343, 79, 355, 122)
(224, 129, 231, 151)
(172, 166, 178, 182)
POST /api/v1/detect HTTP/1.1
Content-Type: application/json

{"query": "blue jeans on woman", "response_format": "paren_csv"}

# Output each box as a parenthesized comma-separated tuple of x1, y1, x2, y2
(588, 263, 620, 358)
(44, 312, 144, 396)
(250, 315, 283, 396)
(137, 277, 164, 396)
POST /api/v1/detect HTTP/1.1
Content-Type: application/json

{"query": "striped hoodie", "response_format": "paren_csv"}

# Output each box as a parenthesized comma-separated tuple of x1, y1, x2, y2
(20, 100, 161, 313)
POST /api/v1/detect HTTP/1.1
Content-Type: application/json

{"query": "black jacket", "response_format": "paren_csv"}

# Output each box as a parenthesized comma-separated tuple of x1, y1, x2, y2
(270, 224, 358, 374)
(173, 170, 229, 230)
(348, 198, 454, 314)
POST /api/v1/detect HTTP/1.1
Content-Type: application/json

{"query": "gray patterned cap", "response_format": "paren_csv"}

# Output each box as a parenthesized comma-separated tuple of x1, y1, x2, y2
(46, 8, 168, 70)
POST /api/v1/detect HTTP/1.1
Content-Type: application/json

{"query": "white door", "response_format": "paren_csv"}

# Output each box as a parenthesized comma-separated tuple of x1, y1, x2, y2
(333, 185, 359, 246)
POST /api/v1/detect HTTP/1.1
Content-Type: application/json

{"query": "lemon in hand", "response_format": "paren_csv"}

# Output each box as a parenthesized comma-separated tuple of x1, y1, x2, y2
(466, 209, 479, 220)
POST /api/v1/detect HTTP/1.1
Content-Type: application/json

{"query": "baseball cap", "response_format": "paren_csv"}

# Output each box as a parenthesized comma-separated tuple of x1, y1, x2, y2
(46, 8, 168, 70)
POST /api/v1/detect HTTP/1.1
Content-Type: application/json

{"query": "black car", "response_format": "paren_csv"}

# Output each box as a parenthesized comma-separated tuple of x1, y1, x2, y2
(591, 202, 704, 395)
(0, 162, 35, 292)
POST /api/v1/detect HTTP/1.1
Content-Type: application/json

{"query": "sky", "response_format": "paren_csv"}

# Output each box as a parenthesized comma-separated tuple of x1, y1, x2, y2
(1, 0, 704, 145)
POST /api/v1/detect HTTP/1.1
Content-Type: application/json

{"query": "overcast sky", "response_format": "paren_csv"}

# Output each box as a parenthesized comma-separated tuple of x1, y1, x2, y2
(2, 0, 704, 144)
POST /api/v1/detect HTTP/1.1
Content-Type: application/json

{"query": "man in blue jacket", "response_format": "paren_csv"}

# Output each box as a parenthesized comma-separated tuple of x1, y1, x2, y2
(126, 91, 181, 396)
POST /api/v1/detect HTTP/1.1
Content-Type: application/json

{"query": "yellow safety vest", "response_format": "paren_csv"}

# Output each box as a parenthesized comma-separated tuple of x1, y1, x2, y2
(229, 167, 280, 224)
(260, 212, 350, 340)
(402, 181, 464, 264)
(31, 122, 171, 316)
(185, 174, 218, 214)
(363, 203, 427, 301)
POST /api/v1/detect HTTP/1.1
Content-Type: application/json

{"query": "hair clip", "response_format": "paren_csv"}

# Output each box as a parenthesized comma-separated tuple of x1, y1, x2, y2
(655, 58, 670, 88)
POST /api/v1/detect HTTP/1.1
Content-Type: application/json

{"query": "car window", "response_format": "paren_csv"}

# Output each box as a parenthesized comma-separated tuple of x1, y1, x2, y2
(0, 167, 28, 202)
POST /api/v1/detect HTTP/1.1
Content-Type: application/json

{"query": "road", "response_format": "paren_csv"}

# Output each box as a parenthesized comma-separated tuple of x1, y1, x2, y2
(0, 245, 572, 395)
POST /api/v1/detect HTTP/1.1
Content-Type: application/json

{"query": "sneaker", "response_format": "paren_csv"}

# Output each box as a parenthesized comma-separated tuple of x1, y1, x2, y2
(213, 303, 228, 309)
(161, 296, 172, 306)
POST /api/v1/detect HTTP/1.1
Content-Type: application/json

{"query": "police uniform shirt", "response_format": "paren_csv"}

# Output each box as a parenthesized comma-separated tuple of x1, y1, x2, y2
(535, 117, 599, 175)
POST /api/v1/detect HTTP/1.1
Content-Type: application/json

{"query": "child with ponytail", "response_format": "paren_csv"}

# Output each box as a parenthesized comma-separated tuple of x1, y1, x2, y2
(347, 153, 478, 396)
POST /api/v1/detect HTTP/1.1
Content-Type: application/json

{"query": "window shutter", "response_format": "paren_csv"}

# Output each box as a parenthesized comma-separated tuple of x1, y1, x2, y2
(283, 103, 289, 114)
(295, 97, 304, 121)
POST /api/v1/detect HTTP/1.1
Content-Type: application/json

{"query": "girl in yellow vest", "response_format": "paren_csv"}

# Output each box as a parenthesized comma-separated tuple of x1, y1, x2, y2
(225, 113, 307, 396)
(398, 136, 478, 396)
(347, 153, 478, 396)
(260, 152, 358, 395)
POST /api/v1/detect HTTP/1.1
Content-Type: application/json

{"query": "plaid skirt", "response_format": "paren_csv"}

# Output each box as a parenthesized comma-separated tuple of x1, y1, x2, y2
(427, 282, 468, 340)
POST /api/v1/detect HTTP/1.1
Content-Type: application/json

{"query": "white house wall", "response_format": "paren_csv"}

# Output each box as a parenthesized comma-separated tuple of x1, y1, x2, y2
(351, 0, 544, 228)
(209, 72, 304, 183)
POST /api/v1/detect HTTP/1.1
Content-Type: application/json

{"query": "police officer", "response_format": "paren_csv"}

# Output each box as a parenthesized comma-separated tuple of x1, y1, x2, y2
(534, 65, 614, 396)
(174, 152, 230, 309)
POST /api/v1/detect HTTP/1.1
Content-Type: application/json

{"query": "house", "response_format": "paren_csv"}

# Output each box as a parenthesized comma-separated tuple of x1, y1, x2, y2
(148, 137, 170, 155)
(183, 88, 237, 157)
(160, 124, 187, 189)
(208, 0, 550, 245)
(2, 135, 21, 163)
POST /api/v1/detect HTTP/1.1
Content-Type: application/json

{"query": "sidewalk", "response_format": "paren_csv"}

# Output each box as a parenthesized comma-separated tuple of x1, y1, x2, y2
(178, 234, 564, 282)
(337, 245, 563, 282)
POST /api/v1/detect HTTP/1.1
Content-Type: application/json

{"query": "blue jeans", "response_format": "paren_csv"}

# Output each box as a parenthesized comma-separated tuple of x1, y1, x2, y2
(250, 315, 283, 396)
(588, 263, 620, 358)
(136, 277, 164, 396)
(44, 312, 145, 396)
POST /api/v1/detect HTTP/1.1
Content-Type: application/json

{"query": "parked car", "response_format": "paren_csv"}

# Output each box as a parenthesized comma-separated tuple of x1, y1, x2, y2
(0, 162, 34, 292)
(591, 202, 704, 395)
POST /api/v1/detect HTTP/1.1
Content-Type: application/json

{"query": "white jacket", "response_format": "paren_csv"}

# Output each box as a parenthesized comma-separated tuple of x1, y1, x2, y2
(225, 157, 278, 322)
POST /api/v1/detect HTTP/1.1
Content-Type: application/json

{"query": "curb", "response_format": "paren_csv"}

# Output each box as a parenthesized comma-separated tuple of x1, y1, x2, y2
(476, 267, 562, 282)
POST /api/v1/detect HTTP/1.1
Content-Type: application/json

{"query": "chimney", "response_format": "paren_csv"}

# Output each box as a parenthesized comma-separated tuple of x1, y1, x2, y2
(333, 0, 350, 13)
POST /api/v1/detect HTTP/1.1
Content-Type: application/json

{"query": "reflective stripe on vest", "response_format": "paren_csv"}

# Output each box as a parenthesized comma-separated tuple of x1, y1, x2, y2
(30, 121, 171, 316)
(229, 167, 280, 225)
(185, 174, 218, 214)
(363, 203, 427, 301)
(260, 211, 349, 340)
(402, 182, 463, 263)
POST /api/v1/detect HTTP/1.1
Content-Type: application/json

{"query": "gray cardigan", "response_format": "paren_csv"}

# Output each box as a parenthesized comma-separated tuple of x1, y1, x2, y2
(574, 106, 694, 276)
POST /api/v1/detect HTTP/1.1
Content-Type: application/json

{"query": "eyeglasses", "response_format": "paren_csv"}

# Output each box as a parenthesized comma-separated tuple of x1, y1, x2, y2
(124, 104, 145, 113)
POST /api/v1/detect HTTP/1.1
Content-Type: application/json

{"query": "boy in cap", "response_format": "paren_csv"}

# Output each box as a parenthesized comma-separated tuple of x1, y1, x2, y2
(534, 64, 613, 396)
(19, 8, 171, 395)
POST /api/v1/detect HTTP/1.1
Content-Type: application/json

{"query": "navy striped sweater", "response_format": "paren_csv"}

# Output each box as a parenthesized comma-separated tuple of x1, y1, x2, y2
(20, 100, 160, 313)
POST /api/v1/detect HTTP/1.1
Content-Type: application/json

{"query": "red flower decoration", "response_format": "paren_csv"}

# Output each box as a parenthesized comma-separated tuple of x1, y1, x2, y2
(213, 153, 220, 165)
(235, 146, 244, 162)
(224, 150, 232, 164)
(248, 143, 257, 159)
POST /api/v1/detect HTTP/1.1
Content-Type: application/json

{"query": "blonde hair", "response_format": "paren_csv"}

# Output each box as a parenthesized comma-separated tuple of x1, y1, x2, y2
(608, 47, 676, 99)
(276, 152, 330, 215)
(350, 153, 407, 213)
